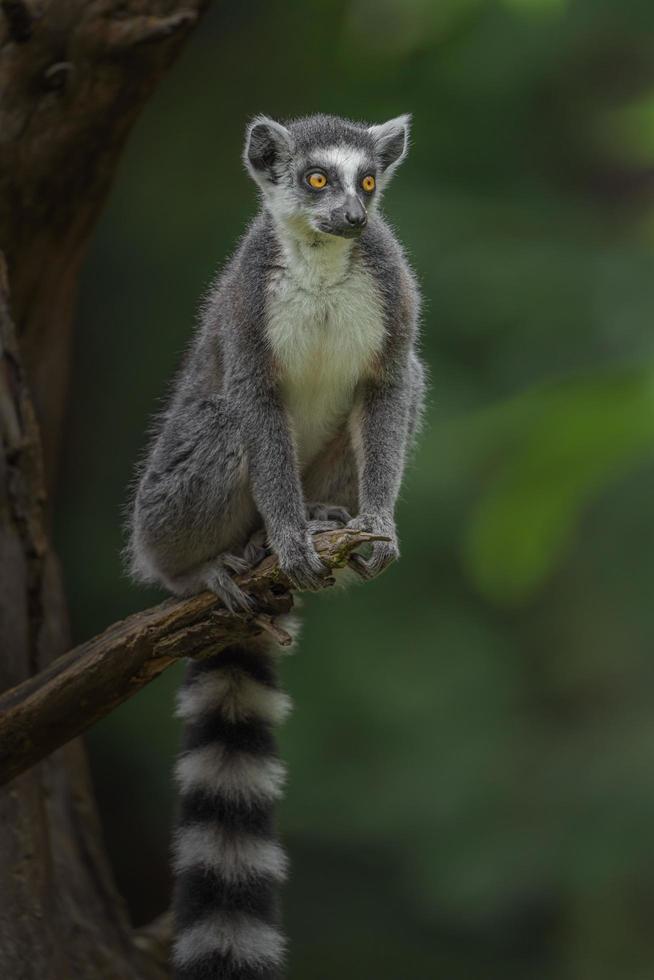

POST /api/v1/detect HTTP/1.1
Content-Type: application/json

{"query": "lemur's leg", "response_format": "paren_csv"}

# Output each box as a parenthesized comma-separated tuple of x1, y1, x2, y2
(132, 397, 260, 612)
(179, 531, 274, 612)
(163, 552, 257, 614)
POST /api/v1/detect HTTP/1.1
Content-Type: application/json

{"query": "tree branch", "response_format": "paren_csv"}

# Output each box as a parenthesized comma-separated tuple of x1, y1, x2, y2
(105, 11, 199, 50)
(0, 528, 384, 788)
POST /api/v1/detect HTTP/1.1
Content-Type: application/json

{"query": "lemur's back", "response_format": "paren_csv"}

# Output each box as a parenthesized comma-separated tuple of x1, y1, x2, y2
(129, 113, 425, 979)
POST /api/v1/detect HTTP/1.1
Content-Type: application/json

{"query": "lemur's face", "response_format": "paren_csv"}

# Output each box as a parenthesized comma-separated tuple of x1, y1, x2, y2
(244, 113, 410, 242)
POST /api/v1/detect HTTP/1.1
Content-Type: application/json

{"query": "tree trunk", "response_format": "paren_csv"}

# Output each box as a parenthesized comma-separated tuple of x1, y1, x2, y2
(0, 3, 209, 975)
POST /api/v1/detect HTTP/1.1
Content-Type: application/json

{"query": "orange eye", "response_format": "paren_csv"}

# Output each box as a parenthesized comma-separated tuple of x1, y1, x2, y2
(308, 172, 328, 189)
(362, 175, 376, 192)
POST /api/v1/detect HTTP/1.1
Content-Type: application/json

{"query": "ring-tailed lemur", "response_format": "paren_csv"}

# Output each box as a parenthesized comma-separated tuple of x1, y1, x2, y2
(128, 112, 425, 980)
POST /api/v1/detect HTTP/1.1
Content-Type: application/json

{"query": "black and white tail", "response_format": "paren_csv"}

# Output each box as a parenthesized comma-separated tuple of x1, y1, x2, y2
(172, 640, 292, 980)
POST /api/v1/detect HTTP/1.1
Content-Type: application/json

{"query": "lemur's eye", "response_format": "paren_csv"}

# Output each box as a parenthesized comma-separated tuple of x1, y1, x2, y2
(307, 172, 328, 190)
(362, 175, 376, 192)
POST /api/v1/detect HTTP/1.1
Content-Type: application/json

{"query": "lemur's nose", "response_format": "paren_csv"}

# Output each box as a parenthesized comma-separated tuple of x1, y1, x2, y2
(345, 208, 367, 228)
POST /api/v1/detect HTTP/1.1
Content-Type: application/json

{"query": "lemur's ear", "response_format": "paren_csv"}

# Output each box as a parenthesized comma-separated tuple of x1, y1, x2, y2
(244, 116, 292, 186)
(368, 113, 411, 177)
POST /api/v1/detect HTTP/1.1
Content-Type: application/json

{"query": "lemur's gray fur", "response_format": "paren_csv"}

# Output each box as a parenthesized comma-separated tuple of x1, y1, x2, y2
(128, 112, 425, 980)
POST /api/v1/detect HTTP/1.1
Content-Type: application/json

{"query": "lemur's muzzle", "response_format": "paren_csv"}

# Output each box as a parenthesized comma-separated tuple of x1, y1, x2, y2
(327, 195, 368, 238)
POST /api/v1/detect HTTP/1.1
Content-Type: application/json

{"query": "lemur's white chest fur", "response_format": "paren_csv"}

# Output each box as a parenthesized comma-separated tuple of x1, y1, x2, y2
(266, 230, 386, 467)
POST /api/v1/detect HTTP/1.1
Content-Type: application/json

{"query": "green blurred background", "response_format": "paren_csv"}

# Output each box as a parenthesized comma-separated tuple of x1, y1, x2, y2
(54, 0, 654, 976)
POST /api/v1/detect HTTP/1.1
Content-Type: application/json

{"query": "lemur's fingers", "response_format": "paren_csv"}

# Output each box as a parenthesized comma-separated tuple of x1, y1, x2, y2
(284, 560, 335, 592)
(221, 552, 250, 575)
(278, 537, 334, 592)
(324, 505, 353, 524)
(205, 559, 256, 614)
(346, 513, 375, 534)
(243, 540, 269, 567)
(347, 553, 376, 581)
(348, 541, 399, 581)
(243, 528, 270, 568)
(307, 519, 343, 534)
(305, 502, 352, 525)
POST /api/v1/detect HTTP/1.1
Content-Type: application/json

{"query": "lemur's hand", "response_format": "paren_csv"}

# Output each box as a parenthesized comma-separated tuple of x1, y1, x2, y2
(277, 530, 334, 592)
(346, 512, 399, 580)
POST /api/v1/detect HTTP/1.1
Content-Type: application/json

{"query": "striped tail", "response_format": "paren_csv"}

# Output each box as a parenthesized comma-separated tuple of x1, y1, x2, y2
(172, 640, 292, 980)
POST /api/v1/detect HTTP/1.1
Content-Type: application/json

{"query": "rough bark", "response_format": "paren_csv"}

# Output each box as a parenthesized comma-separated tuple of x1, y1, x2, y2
(0, 527, 384, 788)
(0, 2, 209, 977)
(1, 256, 165, 980)
(0, 0, 209, 485)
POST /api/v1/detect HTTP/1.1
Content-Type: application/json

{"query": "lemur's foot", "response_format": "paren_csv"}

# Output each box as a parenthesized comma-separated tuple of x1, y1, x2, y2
(204, 553, 256, 614)
(242, 528, 270, 568)
(206, 532, 275, 613)
(305, 502, 352, 533)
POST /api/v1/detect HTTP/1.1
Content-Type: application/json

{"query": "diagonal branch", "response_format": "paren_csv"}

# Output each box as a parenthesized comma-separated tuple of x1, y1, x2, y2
(105, 11, 200, 50)
(0, 527, 385, 788)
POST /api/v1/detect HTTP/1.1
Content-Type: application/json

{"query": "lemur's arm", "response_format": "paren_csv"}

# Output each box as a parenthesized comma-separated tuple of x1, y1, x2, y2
(348, 367, 412, 576)
(226, 312, 331, 591)
(341, 221, 421, 578)
(246, 382, 331, 589)
(355, 377, 411, 518)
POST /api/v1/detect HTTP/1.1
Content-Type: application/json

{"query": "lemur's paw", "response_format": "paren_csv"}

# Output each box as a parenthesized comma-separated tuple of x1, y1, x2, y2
(305, 502, 352, 524)
(221, 552, 250, 575)
(305, 502, 352, 533)
(277, 533, 334, 592)
(205, 555, 256, 614)
(346, 512, 399, 580)
(345, 513, 374, 534)
(242, 528, 271, 568)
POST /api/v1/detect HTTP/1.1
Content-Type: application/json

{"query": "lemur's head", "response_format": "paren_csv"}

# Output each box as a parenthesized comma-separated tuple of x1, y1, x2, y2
(243, 113, 410, 241)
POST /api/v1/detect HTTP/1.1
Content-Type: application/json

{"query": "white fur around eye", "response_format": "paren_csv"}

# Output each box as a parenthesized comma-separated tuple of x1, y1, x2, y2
(318, 146, 369, 194)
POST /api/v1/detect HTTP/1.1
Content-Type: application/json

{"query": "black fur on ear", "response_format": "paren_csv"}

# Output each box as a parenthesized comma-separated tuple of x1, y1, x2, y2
(243, 116, 292, 185)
